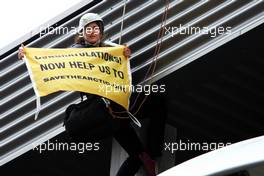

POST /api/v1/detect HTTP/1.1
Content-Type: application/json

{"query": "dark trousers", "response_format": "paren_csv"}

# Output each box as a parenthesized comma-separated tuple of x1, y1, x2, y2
(114, 93, 167, 176)
(114, 120, 143, 176)
(66, 92, 167, 176)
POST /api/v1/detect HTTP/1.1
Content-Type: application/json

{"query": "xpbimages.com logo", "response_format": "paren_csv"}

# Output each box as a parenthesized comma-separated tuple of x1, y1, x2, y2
(164, 140, 232, 154)
(98, 84, 166, 95)
(39, 25, 100, 37)
(165, 24, 232, 38)
(32, 140, 100, 154)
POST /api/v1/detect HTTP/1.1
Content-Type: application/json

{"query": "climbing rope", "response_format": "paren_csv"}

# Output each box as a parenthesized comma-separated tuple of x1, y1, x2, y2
(119, 0, 128, 45)
(130, 0, 170, 115)
(109, 0, 170, 122)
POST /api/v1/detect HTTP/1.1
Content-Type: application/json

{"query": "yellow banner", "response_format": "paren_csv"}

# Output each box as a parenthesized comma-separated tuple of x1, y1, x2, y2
(24, 46, 131, 110)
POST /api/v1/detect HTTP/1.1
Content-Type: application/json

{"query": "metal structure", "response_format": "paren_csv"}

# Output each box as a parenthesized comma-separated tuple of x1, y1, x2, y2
(1, 0, 264, 168)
